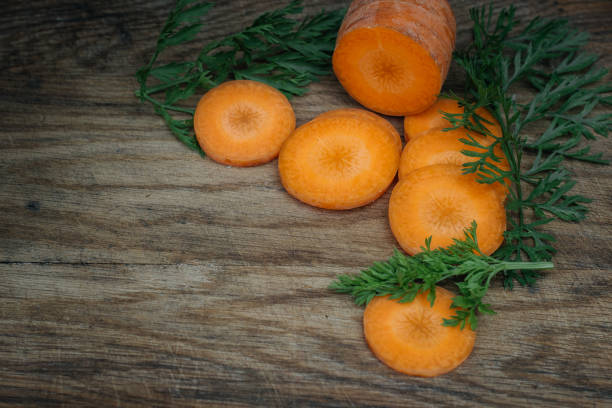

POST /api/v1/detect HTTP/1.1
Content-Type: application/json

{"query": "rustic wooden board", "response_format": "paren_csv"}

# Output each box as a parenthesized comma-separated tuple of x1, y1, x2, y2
(1, 0, 611, 406)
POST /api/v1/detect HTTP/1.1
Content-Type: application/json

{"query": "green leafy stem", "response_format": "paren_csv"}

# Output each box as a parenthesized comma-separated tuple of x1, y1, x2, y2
(135, 0, 345, 155)
(330, 222, 553, 330)
(443, 5, 610, 287)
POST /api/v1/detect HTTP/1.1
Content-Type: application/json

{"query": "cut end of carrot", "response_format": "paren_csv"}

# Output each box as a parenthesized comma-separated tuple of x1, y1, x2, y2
(194, 80, 296, 167)
(389, 164, 506, 255)
(364, 288, 476, 377)
(333, 27, 442, 116)
(279, 112, 400, 210)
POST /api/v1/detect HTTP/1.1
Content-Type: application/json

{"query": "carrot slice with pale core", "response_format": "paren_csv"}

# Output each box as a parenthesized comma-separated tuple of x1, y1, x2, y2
(314, 108, 403, 152)
(389, 164, 506, 255)
(364, 288, 476, 377)
(194, 80, 295, 167)
(404, 97, 502, 141)
(398, 128, 493, 178)
(398, 128, 511, 201)
(279, 114, 400, 210)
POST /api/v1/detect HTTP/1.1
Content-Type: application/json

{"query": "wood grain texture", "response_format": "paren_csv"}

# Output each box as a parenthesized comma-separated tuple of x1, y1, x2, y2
(1, 0, 611, 406)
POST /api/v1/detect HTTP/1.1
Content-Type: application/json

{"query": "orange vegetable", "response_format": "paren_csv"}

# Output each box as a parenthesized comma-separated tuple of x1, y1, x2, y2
(332, 0, 456, 116)
(314, 108, 403, 153)
(404, 97, 502, 141)
(398, 128, 511, 200)
(278, 112, 400, 210)
(398, 128, 493, 178)
(401, 97, 510, 201)
(388, 164, 506, 255)
(193, 80, 295, 167)
(364, 288, 476, 377)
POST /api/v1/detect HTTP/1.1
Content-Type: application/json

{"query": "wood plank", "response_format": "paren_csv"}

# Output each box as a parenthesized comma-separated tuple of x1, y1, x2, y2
(1, 263, 611, 407)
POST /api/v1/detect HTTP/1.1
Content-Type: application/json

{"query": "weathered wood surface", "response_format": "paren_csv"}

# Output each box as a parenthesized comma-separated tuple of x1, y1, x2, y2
(1, 0, 611, 406)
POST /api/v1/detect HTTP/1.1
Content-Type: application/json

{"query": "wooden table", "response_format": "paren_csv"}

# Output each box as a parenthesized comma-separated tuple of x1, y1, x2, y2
(1, 0, 611, 406)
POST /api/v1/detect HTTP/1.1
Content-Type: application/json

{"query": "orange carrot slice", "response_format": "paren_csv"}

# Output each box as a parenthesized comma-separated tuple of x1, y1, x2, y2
(404, 97, 502, 141)
(193, 80, 296, 167)
(389, 164, 506, 255)
(398, 128, 492, 178)
(278, 114, 400, 210)
(333, 0, 456, 116)
(313, 108, 403, 152)
(364, 288, 476, 377)
(398, 128, 511, 201)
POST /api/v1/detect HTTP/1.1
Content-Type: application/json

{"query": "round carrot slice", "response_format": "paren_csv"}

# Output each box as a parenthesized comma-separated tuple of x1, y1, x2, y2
(193, 80, 296, 167)
(389, 164, 506, 255)
(398, 128, 511, 201)
(404, 97, 502, 141)
(364, 288, 476, 377)
(278, 114, 400, 210)
(398, 128, 492, 178)
(313, 108, 403, 152)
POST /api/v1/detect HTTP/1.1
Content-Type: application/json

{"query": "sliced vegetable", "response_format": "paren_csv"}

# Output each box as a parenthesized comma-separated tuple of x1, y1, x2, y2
(193, 80, 295, 166)
(279, 112, 400, 209)
(398, 128, 491, 177)
(364, 287, 476, 377)
(397, 128, 510, 201)
(404, 97, 502, 141)
(314, 108, 403, 152)
(389, 164, 506, 255)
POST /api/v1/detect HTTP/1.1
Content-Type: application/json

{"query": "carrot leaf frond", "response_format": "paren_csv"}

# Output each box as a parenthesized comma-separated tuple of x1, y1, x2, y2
(446, 5, 610, 288)
(136, 0, 345, 155)
(329, 223, 553, 330)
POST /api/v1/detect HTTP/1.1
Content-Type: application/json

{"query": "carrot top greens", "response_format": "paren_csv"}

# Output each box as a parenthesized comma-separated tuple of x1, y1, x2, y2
(331, 5, 609, 329)
(135, 0, 345, 156)
(445, 5, 610, 286)
(330, 222, 553, 330)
